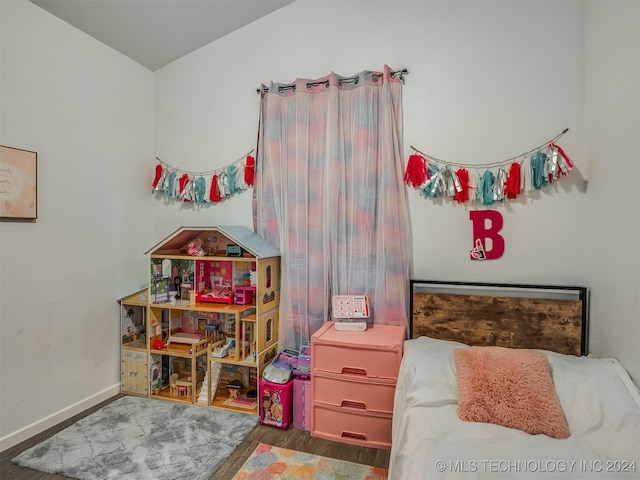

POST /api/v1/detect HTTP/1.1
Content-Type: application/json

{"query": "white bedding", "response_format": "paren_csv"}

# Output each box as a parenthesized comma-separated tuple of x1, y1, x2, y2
(389, 337, 640, 479)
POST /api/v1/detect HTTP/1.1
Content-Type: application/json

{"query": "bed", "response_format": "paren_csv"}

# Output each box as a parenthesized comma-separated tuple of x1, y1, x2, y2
(389, 280, 640, 479)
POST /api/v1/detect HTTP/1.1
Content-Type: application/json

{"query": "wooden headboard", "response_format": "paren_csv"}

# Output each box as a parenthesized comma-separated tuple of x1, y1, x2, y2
(410, 280, 589, 356)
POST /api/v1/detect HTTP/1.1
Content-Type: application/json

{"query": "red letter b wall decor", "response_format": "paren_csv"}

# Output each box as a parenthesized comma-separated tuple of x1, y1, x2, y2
(470, 210, 505, 260)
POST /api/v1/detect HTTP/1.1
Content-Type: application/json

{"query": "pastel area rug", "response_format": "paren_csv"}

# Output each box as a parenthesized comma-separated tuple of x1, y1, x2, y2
(232, 443, 389, 480)
(11, 395, 258, 480)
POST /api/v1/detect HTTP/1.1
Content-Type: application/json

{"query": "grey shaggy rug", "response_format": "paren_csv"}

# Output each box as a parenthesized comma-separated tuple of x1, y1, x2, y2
(11, 395, 258, 480)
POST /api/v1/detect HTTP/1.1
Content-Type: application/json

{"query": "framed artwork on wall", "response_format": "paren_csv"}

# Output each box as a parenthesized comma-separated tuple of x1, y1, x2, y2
(0, 145, 37, 220)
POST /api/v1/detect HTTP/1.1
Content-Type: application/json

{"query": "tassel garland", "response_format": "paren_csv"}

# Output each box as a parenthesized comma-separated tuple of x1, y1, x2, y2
(244, 155, 256, 186)
(152, 164, 163, 190)
(454, 168, 471, 203)
(152, 150, 254, 206)
(210, 174, 221, 202)
(404, 154, 428, 188)
(477, 170, 495, 205)
(504, 162, 521, 199)
(406, 129, 574, 204)
(194, 176, 206, 204)
(530, 151, 548, 190)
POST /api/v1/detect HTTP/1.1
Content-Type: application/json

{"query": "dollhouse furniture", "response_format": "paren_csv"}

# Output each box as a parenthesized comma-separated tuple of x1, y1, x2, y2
(310, 321, 406, 449)
(176, 378, 192, 397)
(385, 281, 640, 480)
(166, 331, 206, 348)
(169, 373, 179, 396)
(145, 226, 280, 414)
(234, 286, 256, 305)
(204, 324, 220, 342)
(198, 284, 233, 304)
(226, 379, 242, 399)
(119, 288, 149, 397)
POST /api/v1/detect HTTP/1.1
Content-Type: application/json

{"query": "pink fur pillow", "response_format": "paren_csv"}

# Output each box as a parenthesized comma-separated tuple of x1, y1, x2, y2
(454, 346, 570, 439)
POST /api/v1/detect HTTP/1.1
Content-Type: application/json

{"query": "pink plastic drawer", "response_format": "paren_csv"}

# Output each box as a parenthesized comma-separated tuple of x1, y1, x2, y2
(312, 344, 402, 379)
(311, 403, 393, 449)
(311, 322, 405, 380)
(312, 374, 396, 414)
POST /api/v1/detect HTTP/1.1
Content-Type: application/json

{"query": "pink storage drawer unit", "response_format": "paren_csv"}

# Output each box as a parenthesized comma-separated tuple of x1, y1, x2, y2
(259, 378, 293, 430)
(310, 322, 406, 449)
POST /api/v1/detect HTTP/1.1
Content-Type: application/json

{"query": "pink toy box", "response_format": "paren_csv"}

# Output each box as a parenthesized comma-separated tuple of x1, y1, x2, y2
(259, 378, 293, 430)
(293, 376, 311, 431)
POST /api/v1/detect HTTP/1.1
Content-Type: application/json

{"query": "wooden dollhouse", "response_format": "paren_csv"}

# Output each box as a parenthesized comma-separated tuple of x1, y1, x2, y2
(142, 226, 281, 414)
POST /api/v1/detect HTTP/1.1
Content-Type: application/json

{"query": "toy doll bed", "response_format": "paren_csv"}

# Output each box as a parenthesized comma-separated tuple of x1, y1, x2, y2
(389, 281, 640, 479)
(166, 331, 204, 346)
(197, 284, 233, 304)
(165, 330, 210, 354)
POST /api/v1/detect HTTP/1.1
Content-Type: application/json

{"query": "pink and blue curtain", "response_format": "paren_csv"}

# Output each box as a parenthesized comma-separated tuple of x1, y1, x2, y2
(254, 65, 411, 349)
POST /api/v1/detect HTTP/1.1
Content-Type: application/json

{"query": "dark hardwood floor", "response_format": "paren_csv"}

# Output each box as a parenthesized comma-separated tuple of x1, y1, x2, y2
(1, 394, 390, 479)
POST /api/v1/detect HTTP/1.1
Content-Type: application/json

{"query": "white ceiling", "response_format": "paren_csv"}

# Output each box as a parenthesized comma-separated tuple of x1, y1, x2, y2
(29, 0, 295, 71)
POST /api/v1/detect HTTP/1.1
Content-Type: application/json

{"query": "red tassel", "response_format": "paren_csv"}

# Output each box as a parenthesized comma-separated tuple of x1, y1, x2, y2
(178, 174, 190, 202)
(209, 174, 221, 202)
(454, 168, 470, 203)
(244, 155, 255, 186)
(550, 143, 574, 170)
(178, 174, 189, 194)
(152, 164, 163, 189)
(504, 162, 521, 199)
(404, 154, 428, 187)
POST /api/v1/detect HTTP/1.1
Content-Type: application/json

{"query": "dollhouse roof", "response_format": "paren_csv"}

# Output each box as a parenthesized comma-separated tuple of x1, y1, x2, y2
(118, 287, 149, 305)
(145, 225, 280, 258)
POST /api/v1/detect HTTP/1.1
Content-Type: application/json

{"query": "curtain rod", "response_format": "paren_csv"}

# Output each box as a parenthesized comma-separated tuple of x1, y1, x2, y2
(256, 68, 409, 94)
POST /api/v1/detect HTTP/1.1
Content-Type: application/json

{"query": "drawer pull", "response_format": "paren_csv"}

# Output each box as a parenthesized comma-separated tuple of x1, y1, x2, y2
(341, 400, 366, 410)
(342, 431, 367, 441)
(341, 367, 367, 376)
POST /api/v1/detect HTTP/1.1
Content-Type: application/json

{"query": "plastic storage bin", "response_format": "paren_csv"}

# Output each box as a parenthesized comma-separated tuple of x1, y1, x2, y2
(259, 377, 293, 430)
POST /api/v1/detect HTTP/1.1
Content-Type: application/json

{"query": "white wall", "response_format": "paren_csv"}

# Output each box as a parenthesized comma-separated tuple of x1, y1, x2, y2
(0, 0, 153, 450)
(153, 0, 590, 352)
(154, 0, 637, 380)
(155, 0, 587, 284)
(1, 0, 638, 453)
(584, 1, 640, 383)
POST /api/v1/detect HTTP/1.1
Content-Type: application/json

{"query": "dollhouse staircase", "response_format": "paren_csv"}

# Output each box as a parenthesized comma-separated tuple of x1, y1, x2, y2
(198, 361, 222, 405)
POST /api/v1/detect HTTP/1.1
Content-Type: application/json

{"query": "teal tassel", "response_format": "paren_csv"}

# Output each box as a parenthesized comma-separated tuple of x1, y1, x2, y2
(422, 164, 440, 198)
(166, 171, 177, 198)
(227, 165, 238, 194)
(531, 151, 548, 189)
(477, 170, 495, 205)
(195, 176, 206, 204)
